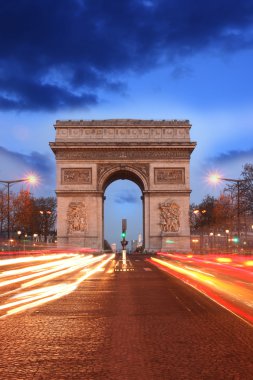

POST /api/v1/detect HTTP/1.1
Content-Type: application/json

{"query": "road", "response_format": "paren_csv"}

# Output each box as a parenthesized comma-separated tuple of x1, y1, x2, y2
(0, 253, 253, 379)
(150, 252, 253, 324)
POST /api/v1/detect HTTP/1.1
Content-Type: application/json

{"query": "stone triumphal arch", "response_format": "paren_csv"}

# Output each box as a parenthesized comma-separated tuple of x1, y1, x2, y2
(50, 119, 196, 251)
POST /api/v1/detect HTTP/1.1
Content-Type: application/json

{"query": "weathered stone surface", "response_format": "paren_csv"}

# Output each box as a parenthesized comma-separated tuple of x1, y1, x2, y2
(50, 119, 196, 250)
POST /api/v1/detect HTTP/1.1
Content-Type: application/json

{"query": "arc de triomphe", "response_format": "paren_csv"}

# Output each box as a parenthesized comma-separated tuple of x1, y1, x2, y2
(50, 119, 196, 251)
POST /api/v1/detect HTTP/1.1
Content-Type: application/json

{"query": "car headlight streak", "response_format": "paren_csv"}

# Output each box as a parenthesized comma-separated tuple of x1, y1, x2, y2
(0, 253, 115, 318)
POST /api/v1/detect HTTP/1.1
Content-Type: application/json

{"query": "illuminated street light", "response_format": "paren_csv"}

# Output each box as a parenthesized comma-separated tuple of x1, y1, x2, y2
(193, 209, 207, 215)
(0, 175, 38, 239)
(209, 174, 221, 183)
(27, 175, 37, 184)
(225, 229, 230, 251)
(193, 209, 207, 252)
(209, 232, 214, 251)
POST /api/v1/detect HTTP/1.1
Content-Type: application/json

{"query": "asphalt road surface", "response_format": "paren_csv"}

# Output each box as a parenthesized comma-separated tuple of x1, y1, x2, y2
(0, 254, 253, 380)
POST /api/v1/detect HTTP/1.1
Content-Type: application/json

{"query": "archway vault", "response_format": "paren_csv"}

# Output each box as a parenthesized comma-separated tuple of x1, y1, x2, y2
(98, 164, 148, 192)
(50, 119, 196, 251)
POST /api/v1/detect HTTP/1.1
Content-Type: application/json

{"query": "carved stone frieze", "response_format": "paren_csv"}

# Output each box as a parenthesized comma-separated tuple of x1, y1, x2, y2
(159, 200, 180, 233)
(67, 202, 88, 234)
(56, 149, 191, 160)
(154, 168, 185, 184)
(61, 168, 92, 184)
(55, 126, 190, 141)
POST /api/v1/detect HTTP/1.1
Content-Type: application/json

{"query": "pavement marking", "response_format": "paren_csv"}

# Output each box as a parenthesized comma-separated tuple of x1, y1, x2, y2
(143, 268, 152, 271)
(174, 295, 192, 312)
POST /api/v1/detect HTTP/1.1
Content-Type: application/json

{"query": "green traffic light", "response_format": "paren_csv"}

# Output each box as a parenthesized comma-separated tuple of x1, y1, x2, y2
(121, 232, 126, 238)
(233, 237, 239, 243)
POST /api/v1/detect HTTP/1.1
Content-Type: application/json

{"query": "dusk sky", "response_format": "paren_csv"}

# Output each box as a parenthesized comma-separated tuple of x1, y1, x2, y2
(0, 1, 253, 246)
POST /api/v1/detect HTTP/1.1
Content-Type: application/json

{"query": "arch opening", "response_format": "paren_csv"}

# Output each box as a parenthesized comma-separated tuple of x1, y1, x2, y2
(103, 178, 143, 252)
(101, 168, 146, 193)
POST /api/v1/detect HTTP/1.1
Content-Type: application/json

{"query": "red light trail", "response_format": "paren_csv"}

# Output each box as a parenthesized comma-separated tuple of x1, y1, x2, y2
(148, 253, 253, 326)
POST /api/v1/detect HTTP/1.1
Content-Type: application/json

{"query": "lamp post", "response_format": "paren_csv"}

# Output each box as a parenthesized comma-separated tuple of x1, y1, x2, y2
(193, 209, 207, 253)
(209, 175, 246, 243)
(39, 210, 52, 242)
(17, 230, 22, 250)
(225, 229, 230, 252)
(0, 175, 37, 240)
(209, 232, 214, 251)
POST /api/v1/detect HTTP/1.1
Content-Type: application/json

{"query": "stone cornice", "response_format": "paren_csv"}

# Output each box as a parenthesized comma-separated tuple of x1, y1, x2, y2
(50, 141, 196, 146)
(143, 190, 192, 194)
(49, 142, 197, 152)
(56, 190, 104, 195)
(55, 119, 191, 127)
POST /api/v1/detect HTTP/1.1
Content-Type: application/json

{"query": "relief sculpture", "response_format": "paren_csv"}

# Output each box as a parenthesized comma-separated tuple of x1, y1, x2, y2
(62, 168, 92, 184)
(155, 168, 185, 184)
(67, 202, 88, 234)
(159, 201, 180, 233)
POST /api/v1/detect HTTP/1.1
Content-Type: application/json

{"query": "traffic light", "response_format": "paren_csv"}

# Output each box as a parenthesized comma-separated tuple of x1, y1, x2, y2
(121, 219, 127, 239)
(233, 236, 239, 243)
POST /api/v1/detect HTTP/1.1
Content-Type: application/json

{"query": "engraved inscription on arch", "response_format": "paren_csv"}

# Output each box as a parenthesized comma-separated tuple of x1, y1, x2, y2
(61, 168, 92, 184)
(154, 168, 185, 184)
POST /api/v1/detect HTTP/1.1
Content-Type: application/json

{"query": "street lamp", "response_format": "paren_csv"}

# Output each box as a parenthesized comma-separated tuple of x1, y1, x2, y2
(209, 174, 246, 243)
(209, 232, 214, 251)
(39, 210, 52, 242)
(193, 209, 207, 252)
(0, 175, 38, 239)
(225, 229, 230, 251)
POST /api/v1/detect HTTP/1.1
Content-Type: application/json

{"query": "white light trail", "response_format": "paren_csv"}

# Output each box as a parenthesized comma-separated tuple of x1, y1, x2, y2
(0, 253, 115, 318)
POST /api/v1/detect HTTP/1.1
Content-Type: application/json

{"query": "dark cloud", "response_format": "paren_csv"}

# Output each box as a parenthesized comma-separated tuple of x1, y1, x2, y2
(0, 0, 253, 111)
(114, 191, 139, 204)
(209, 148, 253, 164)
(0, 146, 54, 180)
